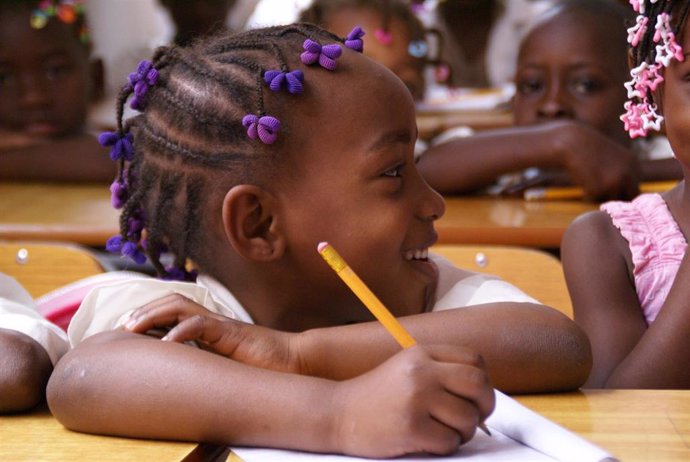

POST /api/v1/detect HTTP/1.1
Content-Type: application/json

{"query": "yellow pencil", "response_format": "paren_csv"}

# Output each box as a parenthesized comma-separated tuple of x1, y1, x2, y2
(524, 180, 679, 201)
(318, 241, 416, 348)
(317, 241, 491, 436)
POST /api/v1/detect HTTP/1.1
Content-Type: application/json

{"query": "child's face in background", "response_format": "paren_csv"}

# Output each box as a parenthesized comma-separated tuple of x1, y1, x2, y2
(512, 10, 630, 145)
(659, 18, 690, 169)
(323, 7, 426, 101)
(276, 51, 444, 323)
(0, 6, 93, 137)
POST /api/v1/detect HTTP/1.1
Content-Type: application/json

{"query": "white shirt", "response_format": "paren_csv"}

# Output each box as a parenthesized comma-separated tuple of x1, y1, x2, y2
(0, 274, 69, 365)
(68, 254, 537, 346)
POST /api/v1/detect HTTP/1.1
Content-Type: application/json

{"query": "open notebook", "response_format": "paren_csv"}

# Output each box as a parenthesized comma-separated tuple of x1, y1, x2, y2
(232, 390, 618, 462)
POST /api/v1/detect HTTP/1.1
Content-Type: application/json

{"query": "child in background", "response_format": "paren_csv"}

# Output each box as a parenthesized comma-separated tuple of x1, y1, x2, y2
(0, 273, 68, 413)
(299, 0, 430, 101)
(47, 24, 590, 457)
(562, 0, 690, 388)
(159, 0, 238, 47)
(413, 0, 554, 88)
(0, 0, 114, 182)
(418, 0, 681, 201)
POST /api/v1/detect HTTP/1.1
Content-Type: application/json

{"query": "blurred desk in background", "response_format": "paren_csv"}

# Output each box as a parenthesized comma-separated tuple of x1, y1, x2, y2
(0, 182, 118, 246)
(436, 196, 597, 248)
(417, 108, 512, 140)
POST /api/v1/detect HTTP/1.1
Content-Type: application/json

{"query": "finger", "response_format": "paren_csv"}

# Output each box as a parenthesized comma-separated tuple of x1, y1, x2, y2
(408, 416, 463, 456)
(125, 294, 221, 333)
(439, 362, 495, 422)
(428, 389, 481, 445)
(161, 315, 233, 346)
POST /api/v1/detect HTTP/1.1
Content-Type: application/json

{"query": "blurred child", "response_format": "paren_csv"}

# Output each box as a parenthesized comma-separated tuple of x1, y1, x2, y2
(0, 273, 68, 413)
(418, 0, 681, 201)
(47, 24, 590, 457)
(0, 0, 114, 182)
(413, 0, 554, 88)
(300, 0, 430, 101)
(159, 0, 238, 47)
(562, 0, 690, 388)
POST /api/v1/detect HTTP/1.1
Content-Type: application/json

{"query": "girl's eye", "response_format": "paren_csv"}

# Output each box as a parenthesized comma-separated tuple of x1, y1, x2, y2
(517, 78, 543, 96)
(571, 77, 601, 95)
(383, 165, 403, 178)
(0, 70, 14, 88)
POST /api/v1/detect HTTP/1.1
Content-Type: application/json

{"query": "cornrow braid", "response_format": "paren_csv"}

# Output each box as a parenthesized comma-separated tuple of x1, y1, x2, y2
(103, 23, 352, 280)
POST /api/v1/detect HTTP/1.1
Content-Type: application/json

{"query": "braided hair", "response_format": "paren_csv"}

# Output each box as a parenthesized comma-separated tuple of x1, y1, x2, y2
(622, 0, 690, 137)
(102, 24, 348, 280)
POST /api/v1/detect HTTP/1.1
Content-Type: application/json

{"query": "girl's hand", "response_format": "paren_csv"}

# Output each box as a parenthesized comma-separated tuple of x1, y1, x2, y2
(0, 129, 43, 152)
(332, 345, 495, 458)
(124, 294, 302, 374)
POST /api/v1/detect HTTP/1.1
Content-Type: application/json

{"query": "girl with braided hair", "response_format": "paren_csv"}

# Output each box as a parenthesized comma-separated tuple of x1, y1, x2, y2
(0, 0, 114, 182)
(563, 0, 690, 388)
(48, 24, 590, 456)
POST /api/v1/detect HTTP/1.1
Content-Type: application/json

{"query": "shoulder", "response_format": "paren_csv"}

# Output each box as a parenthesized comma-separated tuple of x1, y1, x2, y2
(431, 254, 538, 311)
(563, 209, 631, 270)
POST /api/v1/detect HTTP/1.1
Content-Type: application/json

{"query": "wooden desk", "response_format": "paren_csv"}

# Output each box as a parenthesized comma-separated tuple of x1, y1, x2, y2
(0, 182, 118, 246)
(516, 389, 690, 462)
(0, 406, 197, 461)
(2, 390, 687, 461)
(436, 196, 598, 247)
(417, 109, 513, 140)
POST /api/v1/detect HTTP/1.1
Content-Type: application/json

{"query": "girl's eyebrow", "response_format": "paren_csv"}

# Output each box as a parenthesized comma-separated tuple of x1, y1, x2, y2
(367, 128, 413, 155)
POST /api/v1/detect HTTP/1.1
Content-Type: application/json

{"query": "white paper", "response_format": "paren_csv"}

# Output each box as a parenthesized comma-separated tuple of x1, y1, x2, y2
(232, 390, 618, 462)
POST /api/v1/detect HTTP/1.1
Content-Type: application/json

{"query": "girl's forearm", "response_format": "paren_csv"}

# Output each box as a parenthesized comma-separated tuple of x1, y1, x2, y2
(298, 303, 591, 393)
(603, 254, 690, 388)
(47, 330, 339, 451)
(417, 126, 557, 194)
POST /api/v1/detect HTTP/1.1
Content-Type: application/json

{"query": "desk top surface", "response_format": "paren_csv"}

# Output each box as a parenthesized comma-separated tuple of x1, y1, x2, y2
(1, 390, 686, 461)
(0, 182, 119, 246)
(0, 183, 597, 249)
(436, 196, 598, 247)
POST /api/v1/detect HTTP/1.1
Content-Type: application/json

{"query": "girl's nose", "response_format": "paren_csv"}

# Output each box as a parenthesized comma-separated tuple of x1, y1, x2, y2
(537, 85, 573, 120)
(417, 177, 446, 222)
(18, 74, 51, 108)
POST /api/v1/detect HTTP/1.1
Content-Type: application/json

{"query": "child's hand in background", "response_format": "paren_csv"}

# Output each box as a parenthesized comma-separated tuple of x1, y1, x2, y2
(549, 121, 640, 201)
(332, 345, 495, 458)
(0, 129, 44, 152)
(124, 294, 301, 374)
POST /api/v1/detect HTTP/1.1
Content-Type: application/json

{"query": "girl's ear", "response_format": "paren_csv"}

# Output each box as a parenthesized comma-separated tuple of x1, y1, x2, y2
(221, 185, 286, 262)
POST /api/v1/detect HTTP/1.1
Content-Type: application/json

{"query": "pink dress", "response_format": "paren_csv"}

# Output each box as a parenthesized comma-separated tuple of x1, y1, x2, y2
(601, 193, 687, 325)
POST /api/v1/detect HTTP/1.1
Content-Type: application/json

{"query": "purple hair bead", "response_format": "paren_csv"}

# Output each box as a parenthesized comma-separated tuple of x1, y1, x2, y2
(344, 26, 365, 53)
(242, 114, 281, 144)
(106, 235, 123, 253)
(98, 131, 134, 161)
(122, 241, 147, 265)
(128, 60, 159, 110)
(264, 70, 304, 94)
(109, 179, 128, 209)
(300, 39, 342, 71)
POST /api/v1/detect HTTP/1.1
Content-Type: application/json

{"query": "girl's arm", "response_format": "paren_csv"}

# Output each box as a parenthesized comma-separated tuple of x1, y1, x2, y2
(417, 120, 639, 200)
(562, 211, 690, 388)
(0, 133, 115, 182)
(48, 330, 493, 458)
(126, 295, 592, 393)
(0, 328, 52, 413)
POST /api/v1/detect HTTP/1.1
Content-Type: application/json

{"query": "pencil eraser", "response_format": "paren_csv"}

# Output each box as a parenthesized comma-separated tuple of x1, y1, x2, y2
(317, 241, 329, 253)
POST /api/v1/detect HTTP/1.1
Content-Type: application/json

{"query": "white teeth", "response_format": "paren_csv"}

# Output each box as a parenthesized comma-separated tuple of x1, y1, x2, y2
(405, 248, 428, 261)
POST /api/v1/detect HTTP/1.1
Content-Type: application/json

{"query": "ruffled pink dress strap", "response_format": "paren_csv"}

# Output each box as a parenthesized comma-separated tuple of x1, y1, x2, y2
(601, 193, 687, 324)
